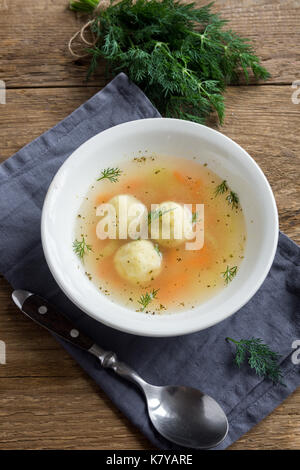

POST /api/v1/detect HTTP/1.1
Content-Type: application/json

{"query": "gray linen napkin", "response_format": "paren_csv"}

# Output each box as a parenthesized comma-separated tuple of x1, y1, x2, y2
(0, 72, 299, 450)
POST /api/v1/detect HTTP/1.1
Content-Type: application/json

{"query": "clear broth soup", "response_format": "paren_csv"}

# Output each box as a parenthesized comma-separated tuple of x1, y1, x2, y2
(74, 154, 246, 314)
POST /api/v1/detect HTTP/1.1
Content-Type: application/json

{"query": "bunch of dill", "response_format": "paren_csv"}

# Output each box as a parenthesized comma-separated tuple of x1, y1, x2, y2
(226, 337, 284, 385)
(70, 0, 269, 123)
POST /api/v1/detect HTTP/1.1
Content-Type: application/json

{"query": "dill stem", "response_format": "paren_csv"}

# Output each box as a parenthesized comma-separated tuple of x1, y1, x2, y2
(225, 337, 239, 344)
(128, 36, 135, 47)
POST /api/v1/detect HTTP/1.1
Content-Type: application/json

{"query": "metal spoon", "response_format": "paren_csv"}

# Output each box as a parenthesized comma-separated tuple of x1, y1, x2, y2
(12, 289, 228, 449)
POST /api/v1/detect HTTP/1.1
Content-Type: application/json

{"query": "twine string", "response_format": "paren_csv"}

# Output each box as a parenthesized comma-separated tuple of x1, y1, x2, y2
(68, 0, 112, 58)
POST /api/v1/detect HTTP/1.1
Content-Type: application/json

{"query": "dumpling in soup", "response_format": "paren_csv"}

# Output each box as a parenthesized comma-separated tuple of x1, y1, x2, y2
(150, 201, 194, 248)
(114, 240, 162, 284)
(97, 194, 147, 239)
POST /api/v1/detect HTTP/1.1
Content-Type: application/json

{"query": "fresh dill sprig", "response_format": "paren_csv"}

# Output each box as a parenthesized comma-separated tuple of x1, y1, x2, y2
(226, 337, 284, 385)
(214, 180, 228, 196)
(226, 191, 239, 209)
(73, 236, 92, 259)
(97, 167, 122, 183)
(192, 212, 198, 223)
(148, 207, 176, 225)
(221, 265, 238, 284)
(69, 0, 269, 124)
(154, 243, 161, 256)
(138, 288, 159, 311)
(214, 181, 239, 209)
(70, 0, 98, 12)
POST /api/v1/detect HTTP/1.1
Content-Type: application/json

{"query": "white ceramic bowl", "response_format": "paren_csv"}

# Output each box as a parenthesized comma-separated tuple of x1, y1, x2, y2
(41, 118, 278, 337)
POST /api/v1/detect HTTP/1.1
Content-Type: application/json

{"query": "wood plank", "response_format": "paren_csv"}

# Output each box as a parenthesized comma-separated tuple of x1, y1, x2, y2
(0, 0, 106, 88)
(0, 83, 299, 449)
(0, 0, 299, 88)
(0, 87, 99, 161)
(212, 0, 300, 85)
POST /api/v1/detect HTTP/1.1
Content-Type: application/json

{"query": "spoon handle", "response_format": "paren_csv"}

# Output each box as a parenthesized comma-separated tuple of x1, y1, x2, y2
(12, 290, 95, 350)
(89, 344, 148, 391)
(12, 290, 148, 392)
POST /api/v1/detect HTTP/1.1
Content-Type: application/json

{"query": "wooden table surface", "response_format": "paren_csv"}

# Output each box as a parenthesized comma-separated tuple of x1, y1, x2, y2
(0, 0, 299, 450)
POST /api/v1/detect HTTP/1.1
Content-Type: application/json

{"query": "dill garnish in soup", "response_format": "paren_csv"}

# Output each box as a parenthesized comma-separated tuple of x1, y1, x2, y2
(74, 154, 246, 314)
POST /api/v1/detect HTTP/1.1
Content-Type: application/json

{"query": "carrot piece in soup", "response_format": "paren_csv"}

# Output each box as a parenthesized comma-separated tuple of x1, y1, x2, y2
(187, 246, 213, 268)
(158, 272, 189, 303)
(173, 170, 187, 184)
(120, 179, 144, 192)
(95, 193, 114, 206)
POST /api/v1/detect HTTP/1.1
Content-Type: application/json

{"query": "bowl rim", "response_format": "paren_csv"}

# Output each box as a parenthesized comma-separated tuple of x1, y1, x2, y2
(41, 117, 279, 337)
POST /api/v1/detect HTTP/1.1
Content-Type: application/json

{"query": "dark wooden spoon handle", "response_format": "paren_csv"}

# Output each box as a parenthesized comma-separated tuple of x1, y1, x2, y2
(21, 293, 94, 351)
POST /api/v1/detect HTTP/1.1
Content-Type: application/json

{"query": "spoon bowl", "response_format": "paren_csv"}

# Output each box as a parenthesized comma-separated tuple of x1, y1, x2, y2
(145, 385, 228, 449)
(95, 348, 229, 449)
